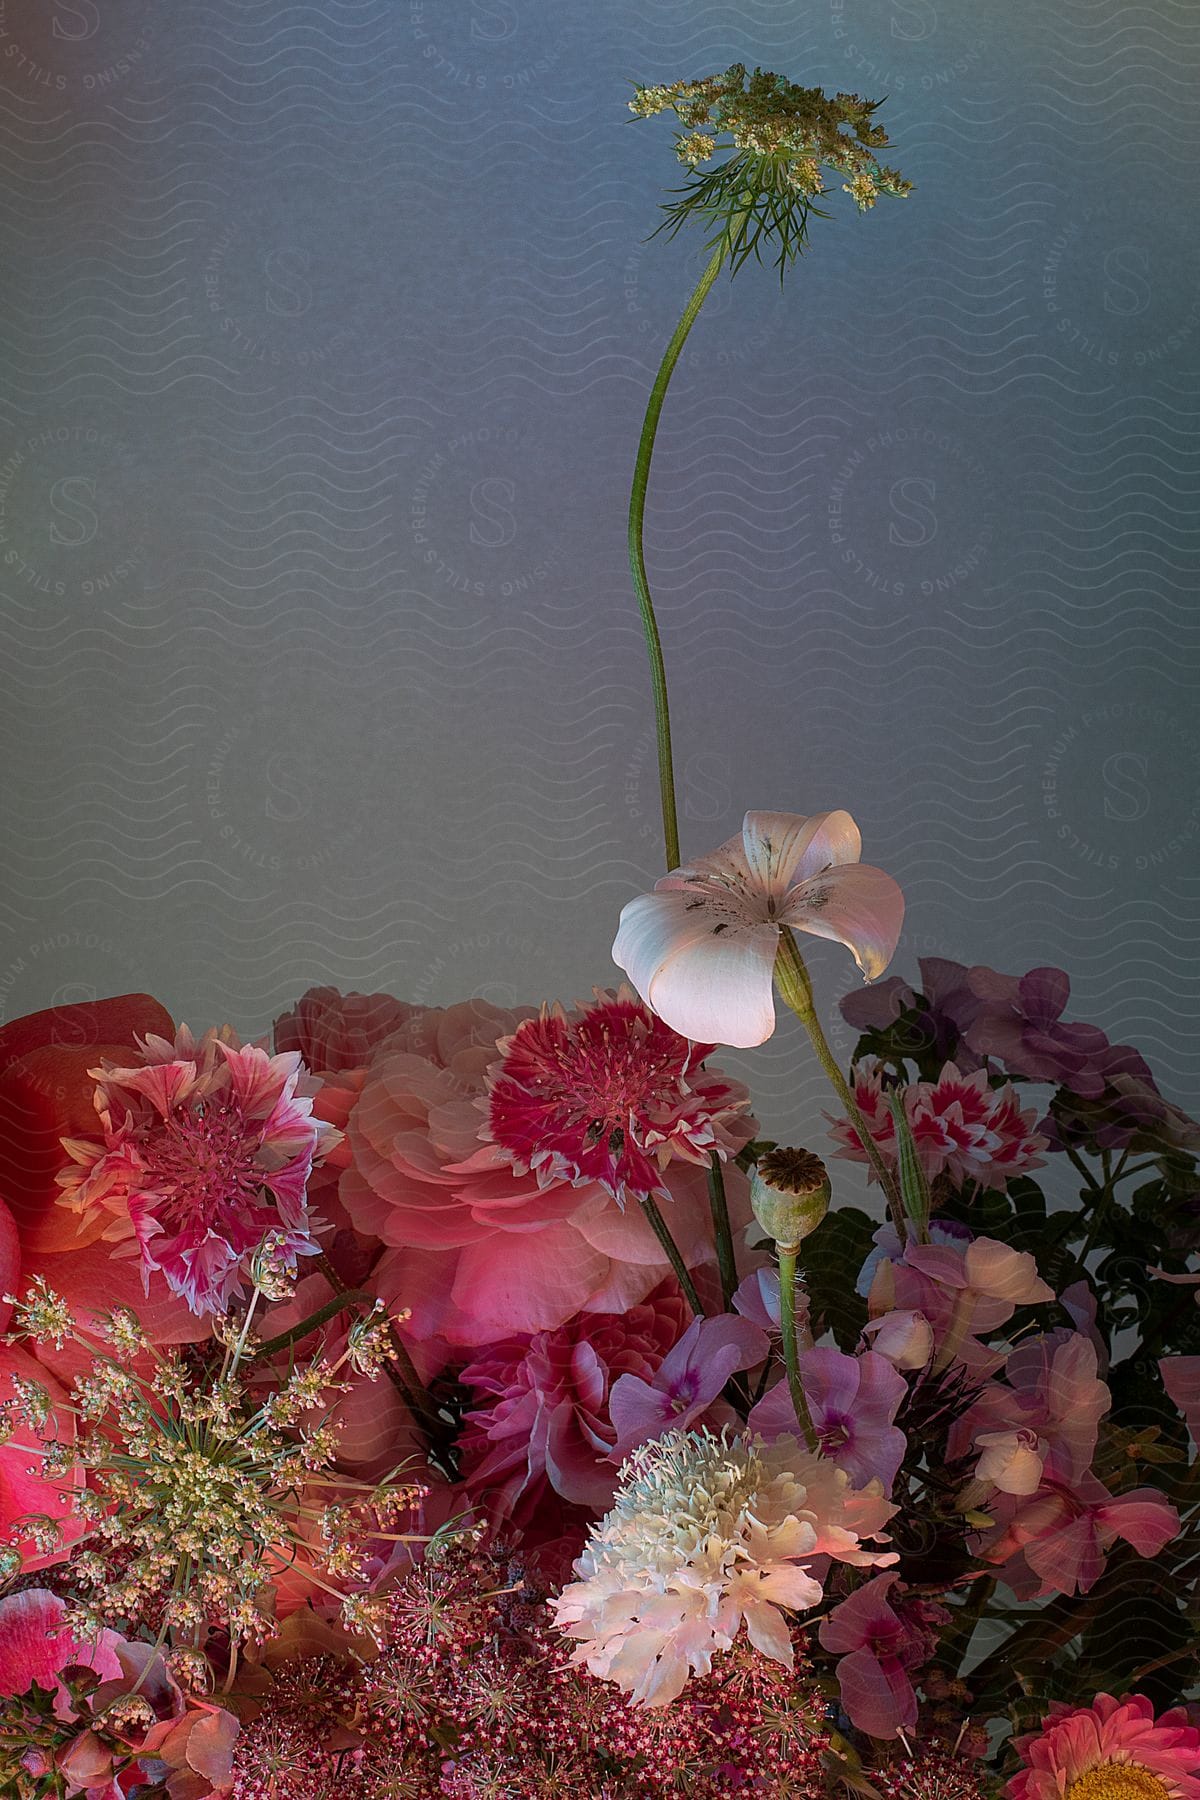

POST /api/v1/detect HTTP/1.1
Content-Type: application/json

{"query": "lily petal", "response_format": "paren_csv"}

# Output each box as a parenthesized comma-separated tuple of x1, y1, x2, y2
(614, 891, 779, 1047)
(741, 810, 862, 894)
(780, 862, 904, 981)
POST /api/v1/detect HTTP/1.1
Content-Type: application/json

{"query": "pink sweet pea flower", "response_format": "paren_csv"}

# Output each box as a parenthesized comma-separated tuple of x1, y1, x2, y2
(612, 810, 904, 1048)
(862, 1309, 934, 1370)
(973, 1428, 1046, 1496)
(818, 1572, 932, 1739)
(750, 1347, 908, 1489)
(609, 1312, 768, 1456)
(950, 1333, 1110, 1488)
(980, 1472, 1178, 1599)
(1161, 1356, 1200, 1449)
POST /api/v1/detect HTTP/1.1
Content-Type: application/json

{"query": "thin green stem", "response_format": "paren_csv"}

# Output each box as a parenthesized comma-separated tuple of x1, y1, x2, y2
(314, 1253, 454, 1476)
(777, 1249, 817, 1451)
(252, 1288, 376, 1362)
(706, 1153, 739, 1311)
(773, 929, 907, 1235)
(639, 1195, 706, 1317)
(628, 236, 729, 873)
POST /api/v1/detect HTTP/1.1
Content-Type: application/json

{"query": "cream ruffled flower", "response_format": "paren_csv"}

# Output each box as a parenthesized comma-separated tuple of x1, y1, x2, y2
(550, 1426, 897, 1706)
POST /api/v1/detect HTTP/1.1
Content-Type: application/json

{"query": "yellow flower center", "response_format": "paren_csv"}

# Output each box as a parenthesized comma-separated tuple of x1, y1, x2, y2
(1069, 1765, 1171, 1800)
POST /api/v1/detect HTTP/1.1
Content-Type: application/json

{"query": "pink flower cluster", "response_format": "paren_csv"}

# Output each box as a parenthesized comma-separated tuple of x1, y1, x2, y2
(829, 1060, 1046, 1191)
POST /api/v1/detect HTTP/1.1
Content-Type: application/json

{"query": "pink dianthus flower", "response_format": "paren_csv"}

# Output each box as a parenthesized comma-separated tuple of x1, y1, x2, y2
(829, 1060, 1046, 1191)
(484, 987, 752, 1209)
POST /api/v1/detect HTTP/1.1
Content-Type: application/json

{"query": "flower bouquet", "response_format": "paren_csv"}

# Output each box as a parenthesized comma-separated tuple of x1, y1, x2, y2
(3, 64, 1200, 1800)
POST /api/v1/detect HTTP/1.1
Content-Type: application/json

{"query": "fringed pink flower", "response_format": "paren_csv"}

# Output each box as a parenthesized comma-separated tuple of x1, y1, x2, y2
(56, 1027, 335, 1317)
(830, 1060, 1046, 1191)
(1009, 1693, 1200, 1800)
(483, 987, 752, 1209)
(613, 810, 904, 1048)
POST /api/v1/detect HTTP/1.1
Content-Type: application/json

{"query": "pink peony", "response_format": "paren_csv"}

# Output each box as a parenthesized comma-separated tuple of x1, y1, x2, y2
(1009, 1693, 1200, 1800)
(56, 1026, 336, 1317)
(483, 987, 752, 1209)
(830, 1060, 1046, 1191)
(458, 1284, 692, 1520)
(338, 998, 756, 1346)
(612, 809, 904, 1049)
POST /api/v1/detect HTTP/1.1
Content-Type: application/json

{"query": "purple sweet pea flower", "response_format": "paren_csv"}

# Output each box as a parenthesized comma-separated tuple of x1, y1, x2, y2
(750, 1347, 907, 1489)
(840, 956, 985, 1070)
(608, 1312, 768, 1458)
(961, 966, 1116, 1096)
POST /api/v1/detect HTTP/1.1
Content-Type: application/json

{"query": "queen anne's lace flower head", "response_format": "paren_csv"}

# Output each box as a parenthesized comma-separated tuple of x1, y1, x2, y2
(551, 1425, 896, 1706)
(630, 64, 912, 277)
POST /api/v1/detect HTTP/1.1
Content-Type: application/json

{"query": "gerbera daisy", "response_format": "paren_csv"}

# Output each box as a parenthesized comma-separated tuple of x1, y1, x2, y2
(482, 987, 751, 1209)
(1009, 1694, 1200, 1800)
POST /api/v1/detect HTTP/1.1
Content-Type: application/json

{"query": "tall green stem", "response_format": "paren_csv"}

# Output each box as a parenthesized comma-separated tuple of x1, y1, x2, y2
(628, 236, 728, 873)
(773, 929, 907, 1236)
(778, 1248, 818, 1452)
(705, 1156, 739, 1312)
(640, 1195, 706, 1317)
(628, 232, 742, 1317)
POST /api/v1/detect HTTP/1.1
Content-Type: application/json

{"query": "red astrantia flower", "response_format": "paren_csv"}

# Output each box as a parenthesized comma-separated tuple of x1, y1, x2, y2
(56, 1026, 336, 1317)
(483, 988, 752, 1210)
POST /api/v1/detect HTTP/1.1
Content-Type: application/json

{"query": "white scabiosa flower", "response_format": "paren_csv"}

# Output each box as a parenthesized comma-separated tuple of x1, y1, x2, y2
(550, 1426, 897, 1706)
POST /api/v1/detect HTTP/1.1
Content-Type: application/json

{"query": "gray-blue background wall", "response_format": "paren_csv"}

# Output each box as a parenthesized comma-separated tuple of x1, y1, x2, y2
(1, 0, 1197, 1155)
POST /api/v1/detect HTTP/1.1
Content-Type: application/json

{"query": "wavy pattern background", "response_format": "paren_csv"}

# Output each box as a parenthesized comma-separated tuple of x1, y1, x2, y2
(0, 0, 1197, 1174)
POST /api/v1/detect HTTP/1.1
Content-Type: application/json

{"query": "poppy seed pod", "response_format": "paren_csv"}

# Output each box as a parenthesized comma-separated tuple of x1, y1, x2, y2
(750, 1147, 831, 1252)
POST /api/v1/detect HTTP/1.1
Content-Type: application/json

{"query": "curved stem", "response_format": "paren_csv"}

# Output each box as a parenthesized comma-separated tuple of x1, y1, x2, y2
(628, 237, 728, 873)
(777, 1248, 818, 1452)
(773, 930, 906, 1235)
(252, 1288, 376, 1361)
